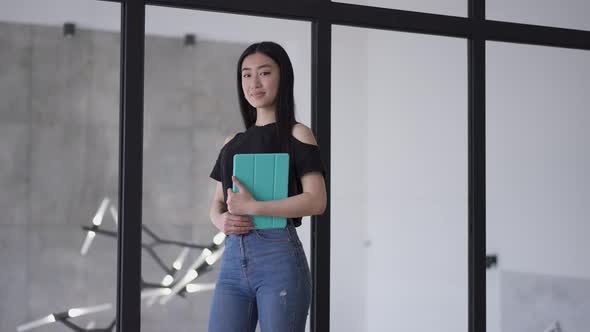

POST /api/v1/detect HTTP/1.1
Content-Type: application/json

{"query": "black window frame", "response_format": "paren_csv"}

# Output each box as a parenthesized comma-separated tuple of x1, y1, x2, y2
(108, 0, 590, 331)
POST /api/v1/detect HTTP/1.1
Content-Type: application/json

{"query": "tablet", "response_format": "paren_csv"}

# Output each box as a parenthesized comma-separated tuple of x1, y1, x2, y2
(232, 153, 289, 229)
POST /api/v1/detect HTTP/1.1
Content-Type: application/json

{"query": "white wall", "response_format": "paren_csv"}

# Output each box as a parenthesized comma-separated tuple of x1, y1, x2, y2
(486, 42, 590, 279)
(331, 2, 590, 331)
(331, 25, 370, 332)
(331, 23, 469, 332)
(366, 30, 468, 331)
(486, 41, 590, 332)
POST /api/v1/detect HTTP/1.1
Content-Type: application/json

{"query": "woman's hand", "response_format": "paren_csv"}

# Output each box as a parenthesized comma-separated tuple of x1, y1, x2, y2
(215, 211, 254, 235)
(226, 175, 257, 216)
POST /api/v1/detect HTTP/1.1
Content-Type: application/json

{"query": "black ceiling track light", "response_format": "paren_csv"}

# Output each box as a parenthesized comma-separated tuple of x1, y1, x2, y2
(485, 255, 498, 269)
(183, 33, 196, 47)
(63, 22, 76, 38)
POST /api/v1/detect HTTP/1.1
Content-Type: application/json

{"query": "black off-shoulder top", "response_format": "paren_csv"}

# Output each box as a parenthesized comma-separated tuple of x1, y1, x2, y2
(209, 122, 326, 227)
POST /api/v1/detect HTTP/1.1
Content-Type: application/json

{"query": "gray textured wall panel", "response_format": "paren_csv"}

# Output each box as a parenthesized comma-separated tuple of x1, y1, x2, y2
(192, 40, 244, 133)
(145, 35, 195, 129)
(143, 127, 194, 226)
(29, 124, 87, 226)
(27, 225, 90, 316)
(0, 22, 31, 123)
(501, 270, 590, 332)
(81, 125, 118, 211)
(193, 93, 225, 130)
(0, 225, 28, 332)
(83, 222, 118, 328)
(193, 127, 224, 226)
(30, 25, 92, 126)
(87, 30, 120, 127)
(0, 123, 29, 225)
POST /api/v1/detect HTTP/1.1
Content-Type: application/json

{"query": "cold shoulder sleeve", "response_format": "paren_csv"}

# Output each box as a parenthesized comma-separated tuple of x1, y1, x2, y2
(209, 149, 222, 182)
(291, 138, 327, 179)
(209, 133, 240, 182)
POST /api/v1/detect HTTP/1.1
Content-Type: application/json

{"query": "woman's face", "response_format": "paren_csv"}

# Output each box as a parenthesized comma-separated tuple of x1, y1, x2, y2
(241, 52, 280, 110)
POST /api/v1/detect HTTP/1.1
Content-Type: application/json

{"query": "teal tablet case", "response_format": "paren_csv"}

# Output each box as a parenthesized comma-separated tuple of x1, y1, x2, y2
(232, 153, 289, 229)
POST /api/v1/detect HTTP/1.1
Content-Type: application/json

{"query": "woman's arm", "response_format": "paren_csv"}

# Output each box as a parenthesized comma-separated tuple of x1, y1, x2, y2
(209, 134, 234, 228)
(251, 171, 326, 217)
(209, 182, 226, 227)
(209, 133, 255, 234)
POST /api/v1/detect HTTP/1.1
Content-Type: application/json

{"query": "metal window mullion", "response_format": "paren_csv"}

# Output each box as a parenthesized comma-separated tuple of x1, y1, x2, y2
(99, 0, 590, 50)
(468, 1, 486, 332)
(310, 18, 331, 332)
(117, 0, 145, 331)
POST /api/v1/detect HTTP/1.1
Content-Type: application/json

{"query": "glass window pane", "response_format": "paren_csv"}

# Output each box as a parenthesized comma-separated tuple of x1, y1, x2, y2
(487, 0, 590, 31)
(332, 25, 468, 332)
(486, 41, 590, 332)
(333, 0, 467, 18)
(143, 6, 312, 331)
(0, 1, 120, 331)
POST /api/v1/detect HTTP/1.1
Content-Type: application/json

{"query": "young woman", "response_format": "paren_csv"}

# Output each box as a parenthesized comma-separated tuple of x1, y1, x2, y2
(207, 41, 327, 332)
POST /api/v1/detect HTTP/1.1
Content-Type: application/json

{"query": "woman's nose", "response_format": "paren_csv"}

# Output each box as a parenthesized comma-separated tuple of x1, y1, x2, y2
(252, 77, 262, 88)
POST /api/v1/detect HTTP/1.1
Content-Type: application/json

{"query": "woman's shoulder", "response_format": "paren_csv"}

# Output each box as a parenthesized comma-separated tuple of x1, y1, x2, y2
(223, 133, 236, 145)
(217, 132, 241, 155)
(291, 122, 318, 146)
(222, 131, 245, 146)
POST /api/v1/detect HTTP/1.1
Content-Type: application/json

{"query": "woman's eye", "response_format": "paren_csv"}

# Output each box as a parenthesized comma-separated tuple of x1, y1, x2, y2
(242, 72, 269, 78)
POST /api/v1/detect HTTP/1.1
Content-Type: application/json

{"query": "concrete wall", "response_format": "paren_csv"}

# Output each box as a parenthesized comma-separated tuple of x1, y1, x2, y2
(0, 21, 246, 331)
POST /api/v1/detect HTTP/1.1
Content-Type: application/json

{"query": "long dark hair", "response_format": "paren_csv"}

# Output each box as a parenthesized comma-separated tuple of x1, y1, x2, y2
(236, 41, 296, 152)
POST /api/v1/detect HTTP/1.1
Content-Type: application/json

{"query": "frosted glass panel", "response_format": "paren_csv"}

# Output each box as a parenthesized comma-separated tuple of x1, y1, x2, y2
(332, 25, 468, 332)
(487, 0, 590, 31)
(143, 6, 312, 331)
(0, 1, 121, 331)
(333, 0, 466, 17)
(486, 41, 590, 332)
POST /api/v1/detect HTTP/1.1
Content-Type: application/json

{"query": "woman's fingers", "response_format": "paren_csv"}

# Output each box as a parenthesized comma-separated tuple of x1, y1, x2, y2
(229, 221, 253, 229)
(223, 213, 254, 234)
(221, 213, 253, 232)
(228, 214, 252, 222)
(228, 217, 253, 227)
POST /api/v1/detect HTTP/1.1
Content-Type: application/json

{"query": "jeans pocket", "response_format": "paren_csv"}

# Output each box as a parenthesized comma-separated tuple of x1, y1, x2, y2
(253, 228, 291, 242)
(222, 234, 235, 250)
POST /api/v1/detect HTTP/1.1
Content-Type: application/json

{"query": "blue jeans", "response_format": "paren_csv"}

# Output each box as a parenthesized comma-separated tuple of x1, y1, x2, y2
(208, 223, 312, 332)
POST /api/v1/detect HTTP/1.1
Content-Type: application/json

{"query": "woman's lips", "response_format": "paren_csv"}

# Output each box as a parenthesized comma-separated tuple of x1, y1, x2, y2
(252, 92, 265, 98)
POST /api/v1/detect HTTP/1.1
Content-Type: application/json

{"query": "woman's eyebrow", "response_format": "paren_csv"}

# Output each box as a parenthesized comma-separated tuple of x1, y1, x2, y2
(241, 64, 272, 71)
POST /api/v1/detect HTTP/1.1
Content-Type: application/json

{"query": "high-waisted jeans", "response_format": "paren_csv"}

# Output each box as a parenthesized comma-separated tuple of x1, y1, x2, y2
(208, 223, 312, 332)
